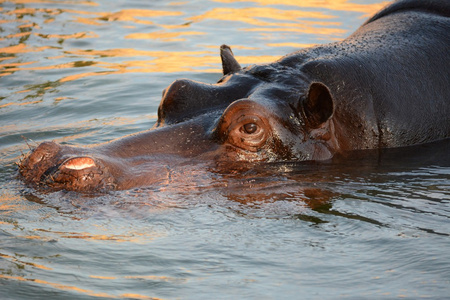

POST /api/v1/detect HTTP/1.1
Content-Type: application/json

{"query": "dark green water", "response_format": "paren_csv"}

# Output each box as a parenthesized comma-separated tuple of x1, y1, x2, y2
(1, 0, 449, 299)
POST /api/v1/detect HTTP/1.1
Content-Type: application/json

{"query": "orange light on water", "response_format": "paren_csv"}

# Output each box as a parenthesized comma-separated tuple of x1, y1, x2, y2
(0, 1, 387, 91)
(213, 0, 388, 15)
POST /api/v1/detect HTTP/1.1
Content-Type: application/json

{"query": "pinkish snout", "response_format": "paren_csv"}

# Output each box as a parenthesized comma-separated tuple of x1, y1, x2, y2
(19, 142, 115, 192)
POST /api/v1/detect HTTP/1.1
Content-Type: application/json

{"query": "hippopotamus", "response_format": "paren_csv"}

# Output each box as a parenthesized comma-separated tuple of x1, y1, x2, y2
(19, 0, 450, 192)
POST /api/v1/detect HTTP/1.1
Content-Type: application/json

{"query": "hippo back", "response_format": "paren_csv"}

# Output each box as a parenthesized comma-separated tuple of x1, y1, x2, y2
(281, 0, 450, 149)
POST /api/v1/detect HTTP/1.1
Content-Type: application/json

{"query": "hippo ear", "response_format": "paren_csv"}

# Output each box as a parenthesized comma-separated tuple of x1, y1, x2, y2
(220, 44, 242, 75)
(303, 82, 334, 128)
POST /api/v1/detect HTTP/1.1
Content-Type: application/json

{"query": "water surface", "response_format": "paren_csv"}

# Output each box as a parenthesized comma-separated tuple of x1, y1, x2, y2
(1, 0, 449, 299)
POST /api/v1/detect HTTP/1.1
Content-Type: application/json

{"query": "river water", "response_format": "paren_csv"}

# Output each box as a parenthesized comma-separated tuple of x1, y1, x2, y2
(1, 0, 449, 299)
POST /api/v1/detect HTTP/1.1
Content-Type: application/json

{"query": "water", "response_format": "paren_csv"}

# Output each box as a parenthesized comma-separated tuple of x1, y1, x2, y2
(1, 0, 449, 299)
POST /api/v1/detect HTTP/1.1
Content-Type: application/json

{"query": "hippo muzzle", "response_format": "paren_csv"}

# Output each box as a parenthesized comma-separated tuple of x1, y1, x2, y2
(19, 142, 115, 192)
(19, 118, 220, 192)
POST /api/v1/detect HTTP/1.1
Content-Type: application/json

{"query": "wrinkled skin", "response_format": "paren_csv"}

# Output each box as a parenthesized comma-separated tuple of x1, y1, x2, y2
(19, 0, 450, 192)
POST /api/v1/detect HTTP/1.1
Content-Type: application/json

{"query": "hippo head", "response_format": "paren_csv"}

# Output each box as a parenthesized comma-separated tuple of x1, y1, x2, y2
(19, 45, 338, 192)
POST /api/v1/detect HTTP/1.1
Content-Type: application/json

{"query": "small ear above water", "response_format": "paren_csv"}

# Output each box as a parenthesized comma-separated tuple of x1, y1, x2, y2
(220, 44, 242, 75)
(303, 82, 334, 128)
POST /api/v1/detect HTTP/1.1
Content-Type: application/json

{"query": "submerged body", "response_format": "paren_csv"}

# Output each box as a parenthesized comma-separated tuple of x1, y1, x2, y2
(19, 0, 450, 192)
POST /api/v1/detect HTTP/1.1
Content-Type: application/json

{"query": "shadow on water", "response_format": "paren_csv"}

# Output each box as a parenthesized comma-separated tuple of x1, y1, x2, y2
(20, 139, 450, 233)
(231, 138, 450, 230)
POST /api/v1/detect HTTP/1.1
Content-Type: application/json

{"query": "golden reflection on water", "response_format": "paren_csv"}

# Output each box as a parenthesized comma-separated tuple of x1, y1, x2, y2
(188, 7, 345, 36)
(0, 274, 154, 299)
(0, 44, 52, 55)
(0, 252, 52, 270)
(28, 228, 157, 243)
(97, 9, 182, 24)
(214, 0, 388, 14)
(4, 0, 97, 5)
(0, 191, 171, 296)
(0, 99, 42, 108)
(0, 0, 387, 87)
(126, 30, 206, 41)
(75, 9, 183, 26)
(1, 198, 160, 244)
(0, 252, 171, 299)
(0, 192, 34, 215)
(56, 53, 281, 82)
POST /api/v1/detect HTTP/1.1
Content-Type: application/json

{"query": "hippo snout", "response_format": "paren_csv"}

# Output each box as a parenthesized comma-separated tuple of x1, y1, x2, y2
(19, 141, 61, 184)
(19, 142, 115, 192)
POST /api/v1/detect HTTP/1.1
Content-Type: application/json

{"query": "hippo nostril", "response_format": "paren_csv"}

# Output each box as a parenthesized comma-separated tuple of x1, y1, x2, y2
(25, 141, 61, 167)
(41, 165, 59, 180)
(61, 157, 96, 170)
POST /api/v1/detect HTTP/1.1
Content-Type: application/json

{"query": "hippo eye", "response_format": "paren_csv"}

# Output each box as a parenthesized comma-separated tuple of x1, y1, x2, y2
(226, 116, 268, 152)
(242, 123, 258, 134)
(218, 99, 271, 152)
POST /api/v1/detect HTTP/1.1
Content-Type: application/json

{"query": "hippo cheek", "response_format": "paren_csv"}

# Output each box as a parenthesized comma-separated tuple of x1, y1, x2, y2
(41, 157, 116, 192)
